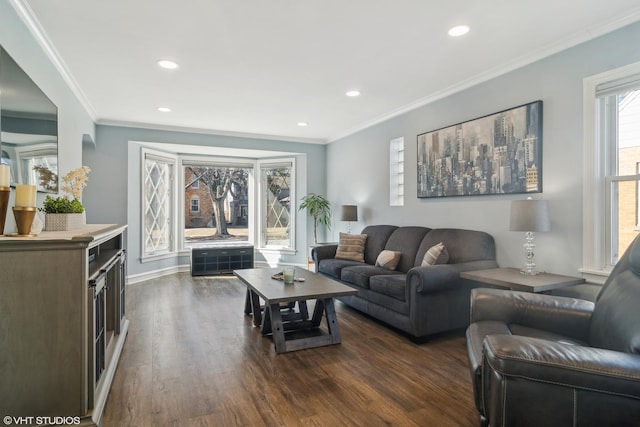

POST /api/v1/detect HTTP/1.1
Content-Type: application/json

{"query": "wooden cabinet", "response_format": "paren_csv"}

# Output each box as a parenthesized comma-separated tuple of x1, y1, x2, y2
(0, 224, 128, 426)
(191, 245, 254, 276)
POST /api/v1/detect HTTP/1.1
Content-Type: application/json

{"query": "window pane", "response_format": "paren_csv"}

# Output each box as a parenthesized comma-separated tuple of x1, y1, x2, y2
(184, 166, 249, 246)
(262, 165, 291, 247)
(390, 138, 404, 206)
(190, 197, 199, 213)
(614, 89, 640, 262)
(618, 90, 640, 175)
(613, 180, 639, 263)
(144, 158, 171, 253)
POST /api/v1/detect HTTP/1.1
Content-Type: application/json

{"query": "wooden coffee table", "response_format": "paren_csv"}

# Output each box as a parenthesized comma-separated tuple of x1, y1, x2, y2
(234, 267, 357, 353)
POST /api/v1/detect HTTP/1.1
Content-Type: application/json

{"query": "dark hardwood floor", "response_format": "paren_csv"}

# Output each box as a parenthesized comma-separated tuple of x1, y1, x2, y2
(102, 272, 479, 426)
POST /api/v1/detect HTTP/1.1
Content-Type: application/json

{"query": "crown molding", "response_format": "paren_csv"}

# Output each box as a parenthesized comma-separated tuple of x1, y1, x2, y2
(10, 0, 98, 121)
(96, 118, 327, 145)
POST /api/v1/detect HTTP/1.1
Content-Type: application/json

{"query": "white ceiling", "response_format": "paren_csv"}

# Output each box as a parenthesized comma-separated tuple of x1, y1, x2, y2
(15, 0, 640, 143)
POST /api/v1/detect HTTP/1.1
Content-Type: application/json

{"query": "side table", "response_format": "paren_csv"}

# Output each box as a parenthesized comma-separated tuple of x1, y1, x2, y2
(460, 267, 585, 293)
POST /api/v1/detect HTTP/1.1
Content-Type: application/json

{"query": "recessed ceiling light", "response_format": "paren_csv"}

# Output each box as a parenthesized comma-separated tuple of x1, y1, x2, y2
(157, 59, 179, 70)
(448, 25, 470, 37)
(157, 107, 172, 113)
(297, 122, 308, 127)
(346, 90, 361, 97)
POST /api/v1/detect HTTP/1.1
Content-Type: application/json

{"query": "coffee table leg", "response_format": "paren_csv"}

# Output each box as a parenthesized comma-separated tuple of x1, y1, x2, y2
(248, 289, 262, 327)
(244, 289, 252, 315)
(261, 306, 272, 334)
(298, 300, 309, 320)
(322, 298, 342, 344)
(311, 299, 325, 326)
(268, 303, 286, 353)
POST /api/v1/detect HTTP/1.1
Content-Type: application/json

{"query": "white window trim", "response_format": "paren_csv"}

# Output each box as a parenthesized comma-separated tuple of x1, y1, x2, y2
(582, 61, 640, 281)
(389, 137, 404, 206)
(257, 157, 296, 253)
(140, 147, 178, 262)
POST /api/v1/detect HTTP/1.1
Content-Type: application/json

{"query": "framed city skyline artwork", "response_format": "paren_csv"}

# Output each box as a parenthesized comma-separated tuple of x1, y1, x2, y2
(417, 100, 543, 198)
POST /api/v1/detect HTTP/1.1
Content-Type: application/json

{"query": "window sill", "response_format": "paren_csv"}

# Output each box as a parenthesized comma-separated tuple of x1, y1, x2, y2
(578, 266, 612, 285)
(140, 251, 179, 263)
(257, 247, 297, 256)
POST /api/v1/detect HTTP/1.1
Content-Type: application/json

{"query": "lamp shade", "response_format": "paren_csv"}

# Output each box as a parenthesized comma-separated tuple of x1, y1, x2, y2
(341, 205, 358, 222)
(509, 199, 550, 232)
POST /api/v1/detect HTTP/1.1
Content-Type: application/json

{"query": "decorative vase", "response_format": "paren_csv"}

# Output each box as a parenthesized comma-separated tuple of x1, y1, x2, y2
(45, 212, 86, 231)
(31, 212, 44, 234)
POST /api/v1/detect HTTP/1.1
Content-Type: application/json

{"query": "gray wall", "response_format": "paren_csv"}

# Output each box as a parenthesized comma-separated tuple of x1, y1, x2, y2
(83, 125, 326, 277)
(0, 1, 95, 233)
(326, 21, 640, 277)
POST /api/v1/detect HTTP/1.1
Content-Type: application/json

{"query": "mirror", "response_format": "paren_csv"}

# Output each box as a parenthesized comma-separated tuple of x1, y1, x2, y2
(0, 45, 58, 193)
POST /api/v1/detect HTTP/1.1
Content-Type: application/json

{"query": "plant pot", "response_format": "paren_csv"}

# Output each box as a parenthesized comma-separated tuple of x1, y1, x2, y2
(45, 212, 86, 231)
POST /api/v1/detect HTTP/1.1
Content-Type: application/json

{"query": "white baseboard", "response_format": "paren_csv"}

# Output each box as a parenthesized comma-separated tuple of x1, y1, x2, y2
(125, 261, 307, 284)
(126, 264, 190, 284)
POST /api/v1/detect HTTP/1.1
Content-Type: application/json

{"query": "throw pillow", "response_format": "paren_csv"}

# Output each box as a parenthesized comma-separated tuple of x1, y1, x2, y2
(375, 250, 402, 270)
(421, 242, 449, 266)
(335, 232, 367, 262)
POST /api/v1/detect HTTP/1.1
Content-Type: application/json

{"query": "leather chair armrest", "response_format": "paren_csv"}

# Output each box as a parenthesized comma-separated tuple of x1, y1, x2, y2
(408, 260, 498, 294)
(311, 244, 337, 264)
(483, 334, 640, 398)
(471, 288, 594, 341)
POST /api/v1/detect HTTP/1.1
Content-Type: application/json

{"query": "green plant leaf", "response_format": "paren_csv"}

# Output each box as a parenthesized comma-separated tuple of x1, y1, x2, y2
(40, 195, 85, 214)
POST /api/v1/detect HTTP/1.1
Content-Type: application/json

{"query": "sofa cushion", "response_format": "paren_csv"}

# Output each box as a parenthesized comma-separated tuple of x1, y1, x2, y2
(341, 265, 402, 289)
(376, 250, 401, 270)
(416, 228, 496, 265)
(335, 232, 367, 262)
(360, 225, 398, 265)
(318, 258, 362, 279)
(421, 242, 449, 266)
(370, 274, 407, 301)
(383, 226, 431, 273)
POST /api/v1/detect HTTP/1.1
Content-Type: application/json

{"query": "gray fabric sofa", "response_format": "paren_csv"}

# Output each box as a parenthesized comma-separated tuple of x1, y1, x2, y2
(311, 225, 498, 341)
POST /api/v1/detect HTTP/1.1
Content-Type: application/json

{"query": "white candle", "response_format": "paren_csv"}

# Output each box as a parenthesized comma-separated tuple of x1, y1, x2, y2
(0, 165, 9, 187)
(15, 184, 37, 207)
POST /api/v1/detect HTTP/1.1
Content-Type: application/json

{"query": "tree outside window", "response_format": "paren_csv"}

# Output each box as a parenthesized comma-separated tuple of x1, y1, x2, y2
(183, 166, 250, 244)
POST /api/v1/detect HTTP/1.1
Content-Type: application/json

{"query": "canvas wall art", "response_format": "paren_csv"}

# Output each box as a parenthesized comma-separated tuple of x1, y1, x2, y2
(417, 100, 542, 198)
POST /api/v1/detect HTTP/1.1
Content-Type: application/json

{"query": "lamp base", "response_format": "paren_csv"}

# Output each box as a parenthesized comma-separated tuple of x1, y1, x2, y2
(520, 231, 539, 275)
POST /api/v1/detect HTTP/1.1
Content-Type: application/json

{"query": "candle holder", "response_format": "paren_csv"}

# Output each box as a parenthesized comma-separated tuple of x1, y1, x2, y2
(11, 206, 37, 237)
(0, 186, 9, 235)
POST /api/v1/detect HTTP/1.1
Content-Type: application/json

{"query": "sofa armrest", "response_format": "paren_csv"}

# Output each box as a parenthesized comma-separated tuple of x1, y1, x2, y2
(484, 334, 640, 398)
(311, 244, 337, 264)
(471, 288, 594, 340)
(407, 260, 499, 294)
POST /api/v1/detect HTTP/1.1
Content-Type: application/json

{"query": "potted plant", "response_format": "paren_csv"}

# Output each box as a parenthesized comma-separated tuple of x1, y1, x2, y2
(298, 193, 331, 244)
(40, 166, 90, 231)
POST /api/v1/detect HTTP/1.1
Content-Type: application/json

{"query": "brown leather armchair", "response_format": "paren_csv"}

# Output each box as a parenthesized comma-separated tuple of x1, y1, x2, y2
(466, 234, 640, 427)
